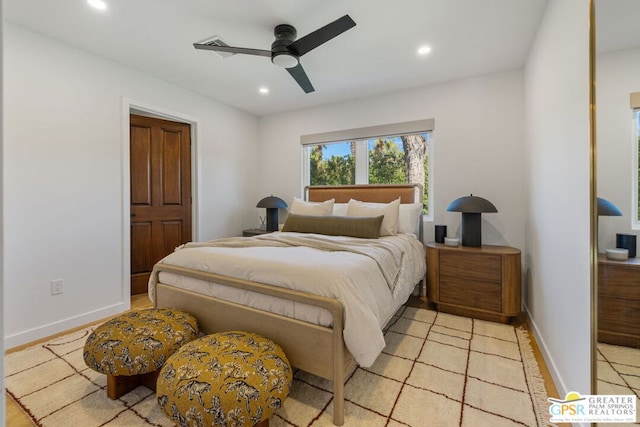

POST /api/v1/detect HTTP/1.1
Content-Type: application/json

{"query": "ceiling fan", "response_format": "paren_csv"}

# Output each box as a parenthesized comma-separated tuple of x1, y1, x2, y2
(193, 15, 356, 94)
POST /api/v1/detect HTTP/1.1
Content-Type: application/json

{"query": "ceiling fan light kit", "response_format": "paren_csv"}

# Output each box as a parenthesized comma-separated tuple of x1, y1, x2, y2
(193, 15, 356, 93)
(271, 24, 300, 68)
(272, 54, 299, 68)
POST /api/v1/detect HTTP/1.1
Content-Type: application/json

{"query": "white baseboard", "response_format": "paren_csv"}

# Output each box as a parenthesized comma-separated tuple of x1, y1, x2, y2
(526, 305, 593, 427)
(4, 302, 128, 350)
(525, 304, 568, 398)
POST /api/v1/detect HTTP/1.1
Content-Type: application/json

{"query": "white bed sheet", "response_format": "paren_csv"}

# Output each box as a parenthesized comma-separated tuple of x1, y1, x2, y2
(150, 232, 426, 367)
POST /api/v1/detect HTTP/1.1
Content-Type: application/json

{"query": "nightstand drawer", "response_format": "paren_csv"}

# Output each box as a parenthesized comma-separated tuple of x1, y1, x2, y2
(598, 264, 640, 300)
(598, 297, 640, 337)
(440, 251, 501, 282)
(439, 276, 502, 312)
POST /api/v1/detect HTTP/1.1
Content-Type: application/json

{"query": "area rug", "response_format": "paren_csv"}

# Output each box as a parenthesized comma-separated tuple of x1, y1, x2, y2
(6, 306, 553, 426)
(596, 343, 640, 425)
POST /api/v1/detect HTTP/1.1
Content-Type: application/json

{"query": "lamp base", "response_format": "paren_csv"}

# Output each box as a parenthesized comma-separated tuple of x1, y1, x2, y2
(461, 212, 482, 247)
(265, 208, 279, 232)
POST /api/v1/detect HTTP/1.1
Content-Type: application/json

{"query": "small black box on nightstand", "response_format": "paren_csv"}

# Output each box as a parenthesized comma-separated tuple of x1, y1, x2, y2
(616, 233, 637, 258)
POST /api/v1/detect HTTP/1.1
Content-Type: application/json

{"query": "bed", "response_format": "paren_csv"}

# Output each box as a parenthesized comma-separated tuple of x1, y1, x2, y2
(149, 184, 426, 425)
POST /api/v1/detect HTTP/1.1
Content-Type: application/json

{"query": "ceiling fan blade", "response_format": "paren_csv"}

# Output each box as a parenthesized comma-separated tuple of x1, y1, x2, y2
(193, 43, 271, 57)
(286, 63, 315, 93)
(288, 15, 356, 57)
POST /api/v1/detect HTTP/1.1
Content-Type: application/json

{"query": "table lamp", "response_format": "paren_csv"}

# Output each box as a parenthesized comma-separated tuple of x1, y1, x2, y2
(256, 195, 287, 231)
(446, 194, 498, 247)
(597, 197, 625, 258)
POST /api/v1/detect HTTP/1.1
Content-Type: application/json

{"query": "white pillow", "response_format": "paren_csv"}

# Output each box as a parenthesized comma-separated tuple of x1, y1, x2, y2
(346, 198, 400, 236)
(332, 203, 349, 216)
(289, 197, 334, 216)
(398, 203, 423, 237)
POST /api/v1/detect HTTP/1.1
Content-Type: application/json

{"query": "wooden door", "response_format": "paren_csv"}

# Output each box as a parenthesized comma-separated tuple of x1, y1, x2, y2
(130, 114, 192, 295)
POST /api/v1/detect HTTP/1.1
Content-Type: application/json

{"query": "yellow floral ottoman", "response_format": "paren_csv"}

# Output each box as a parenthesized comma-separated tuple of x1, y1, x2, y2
(157, 331, 292, 427)
(84, 308, 199, 399)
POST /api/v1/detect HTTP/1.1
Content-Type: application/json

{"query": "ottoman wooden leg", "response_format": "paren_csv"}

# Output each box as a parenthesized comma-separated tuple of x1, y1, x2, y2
(140, 370, 159, 392)
(255, 420, 269, 427)
(107, 371, 159, 399)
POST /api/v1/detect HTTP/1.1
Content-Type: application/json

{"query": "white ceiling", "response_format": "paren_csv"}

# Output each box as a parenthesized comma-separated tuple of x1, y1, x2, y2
(4, 0, 554, 116)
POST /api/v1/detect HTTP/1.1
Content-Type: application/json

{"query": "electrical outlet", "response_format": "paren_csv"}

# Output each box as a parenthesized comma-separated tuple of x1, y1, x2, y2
(51, 279, 63, 295)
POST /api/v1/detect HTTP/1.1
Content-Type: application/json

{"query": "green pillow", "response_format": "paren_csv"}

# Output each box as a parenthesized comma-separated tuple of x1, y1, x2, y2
(282, 214, 383, 239)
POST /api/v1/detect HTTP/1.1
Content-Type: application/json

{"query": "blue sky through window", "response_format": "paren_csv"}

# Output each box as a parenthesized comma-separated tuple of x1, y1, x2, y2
(322, 142, 351, 159)
(321, 137, 406, 160)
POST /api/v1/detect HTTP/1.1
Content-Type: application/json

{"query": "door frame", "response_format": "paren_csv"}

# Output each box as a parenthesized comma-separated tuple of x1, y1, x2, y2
(121, 97, 199, 302)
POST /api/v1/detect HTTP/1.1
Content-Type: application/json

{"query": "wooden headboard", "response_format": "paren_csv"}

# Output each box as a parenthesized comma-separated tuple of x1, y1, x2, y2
(305, 184, 422, 204)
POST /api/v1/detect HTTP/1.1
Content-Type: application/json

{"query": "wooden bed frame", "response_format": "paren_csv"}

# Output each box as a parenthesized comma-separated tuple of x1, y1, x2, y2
(151, 184, 423, 426)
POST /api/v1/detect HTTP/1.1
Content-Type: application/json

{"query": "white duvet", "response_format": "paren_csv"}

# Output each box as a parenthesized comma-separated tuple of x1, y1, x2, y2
(149, 232, 426, 367)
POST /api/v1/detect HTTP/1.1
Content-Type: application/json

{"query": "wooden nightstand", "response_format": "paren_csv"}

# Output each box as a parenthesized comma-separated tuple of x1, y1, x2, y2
(426, 242, 521, 324)
(242, 228, 271, 237)
(598, 254, 640, 348)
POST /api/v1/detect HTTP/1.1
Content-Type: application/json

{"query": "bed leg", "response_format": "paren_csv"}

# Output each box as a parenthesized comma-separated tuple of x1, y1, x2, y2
(333, 378, 345, 426)
(331, 302, 346, 426)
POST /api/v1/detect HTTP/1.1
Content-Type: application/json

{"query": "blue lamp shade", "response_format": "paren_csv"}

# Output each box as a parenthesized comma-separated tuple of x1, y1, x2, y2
(597, 197, 622, 217)
(256, 195, 287, 232)
(446, 195, 498, 247)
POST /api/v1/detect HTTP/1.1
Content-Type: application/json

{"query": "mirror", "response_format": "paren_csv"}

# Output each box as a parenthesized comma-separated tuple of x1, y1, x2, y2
(594, 0, 640, 403)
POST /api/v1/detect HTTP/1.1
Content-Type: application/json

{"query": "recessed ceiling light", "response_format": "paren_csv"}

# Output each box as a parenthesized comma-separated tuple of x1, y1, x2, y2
(417, 45, 432, 55)
(259, 87, 269, 95)
(87, 0, 107, 10)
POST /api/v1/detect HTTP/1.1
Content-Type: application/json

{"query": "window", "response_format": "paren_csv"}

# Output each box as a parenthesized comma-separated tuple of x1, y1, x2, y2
(634, 109, 640, 226)
(301, 120, 433, 218)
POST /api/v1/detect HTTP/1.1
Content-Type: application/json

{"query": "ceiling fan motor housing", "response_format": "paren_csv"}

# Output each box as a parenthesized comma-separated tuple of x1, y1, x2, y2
(271, 24, 299, 68)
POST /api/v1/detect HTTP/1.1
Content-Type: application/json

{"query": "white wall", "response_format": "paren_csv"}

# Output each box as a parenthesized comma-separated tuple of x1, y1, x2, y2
(523, 0, 591, 397)
(596, 47, 640, 250)
(3, 23, 259, 348)
(0, 2, 5, 424)
(257, 70, 526, 250)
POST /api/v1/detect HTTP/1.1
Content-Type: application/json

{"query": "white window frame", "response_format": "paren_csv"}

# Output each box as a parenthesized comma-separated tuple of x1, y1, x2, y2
(300, 119, 434, 221)
(633, 109, 640, 229)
